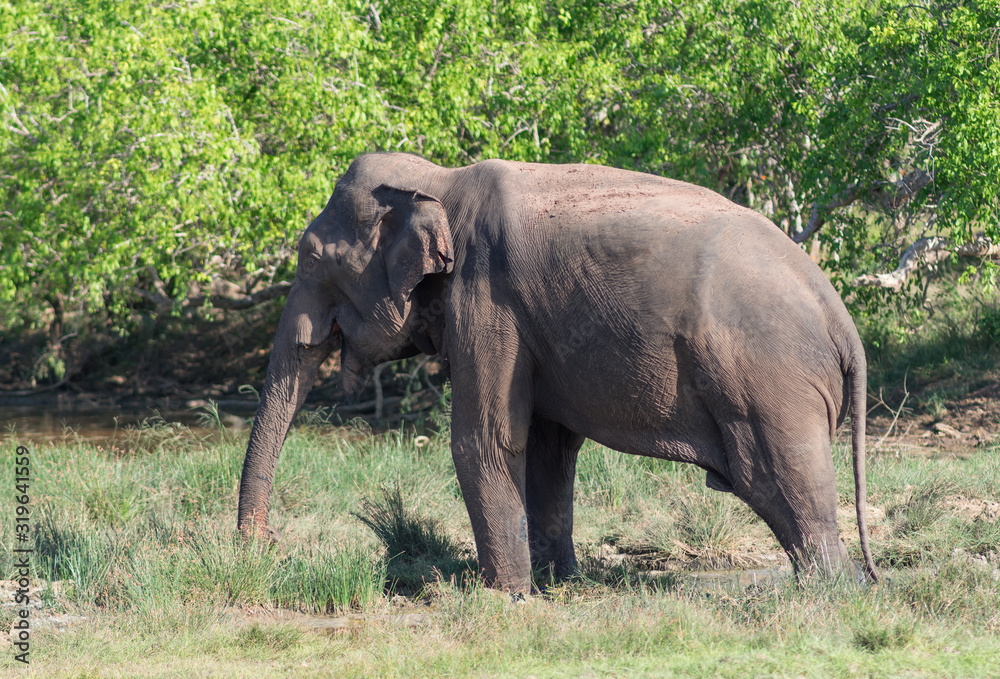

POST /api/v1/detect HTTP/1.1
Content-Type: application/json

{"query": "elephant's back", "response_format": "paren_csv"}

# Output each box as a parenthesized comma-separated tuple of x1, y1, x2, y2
(478, 159, 753, 229)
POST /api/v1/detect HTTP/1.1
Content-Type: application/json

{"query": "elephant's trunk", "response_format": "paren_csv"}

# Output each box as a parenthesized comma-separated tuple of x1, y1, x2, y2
(237, 296, 338, 540)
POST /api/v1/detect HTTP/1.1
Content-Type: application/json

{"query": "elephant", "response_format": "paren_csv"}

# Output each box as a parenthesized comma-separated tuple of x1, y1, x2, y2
(237, 152, 878, 593)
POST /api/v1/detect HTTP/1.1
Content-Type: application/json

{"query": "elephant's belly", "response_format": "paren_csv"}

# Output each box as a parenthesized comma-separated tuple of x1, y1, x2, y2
(532, 380, 724, 465)
(581, 427, 714, 465)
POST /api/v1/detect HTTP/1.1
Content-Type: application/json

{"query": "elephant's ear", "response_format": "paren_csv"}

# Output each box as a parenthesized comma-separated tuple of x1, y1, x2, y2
(373, 185, 453, 318)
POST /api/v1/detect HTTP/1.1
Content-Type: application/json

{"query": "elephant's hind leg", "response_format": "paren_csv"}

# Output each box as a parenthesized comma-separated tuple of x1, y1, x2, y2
(525, 418, 585, 582)
(725, 412, 852, 577)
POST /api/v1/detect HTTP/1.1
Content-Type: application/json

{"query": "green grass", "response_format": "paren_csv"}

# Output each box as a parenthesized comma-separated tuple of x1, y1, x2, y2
(1, 418, 999, 676)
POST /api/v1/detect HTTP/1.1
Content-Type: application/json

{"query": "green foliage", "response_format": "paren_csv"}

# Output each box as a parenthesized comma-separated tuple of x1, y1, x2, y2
(973, 299, 1000, 348)
(2, 0, 998, 341)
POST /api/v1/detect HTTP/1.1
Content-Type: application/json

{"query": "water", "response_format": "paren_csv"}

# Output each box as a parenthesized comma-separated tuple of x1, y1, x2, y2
(0, 405, 250, 445)
(681, 568, 791, 590)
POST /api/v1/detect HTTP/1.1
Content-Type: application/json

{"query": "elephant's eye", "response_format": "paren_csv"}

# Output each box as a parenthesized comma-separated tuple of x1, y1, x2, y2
(303, 251, 322, 270)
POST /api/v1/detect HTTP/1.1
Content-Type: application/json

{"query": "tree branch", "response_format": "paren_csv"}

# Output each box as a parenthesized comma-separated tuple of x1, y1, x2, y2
(876, 168, 933, 212)
(791, 183, 862, 243)
(851, 237, 952, 290)
(790, 169, 933, 244)
(193, 280, 294, 310)
(852, 236, 999, 291)
(135, 281, 293, 314)
(955, 235, 1000, 258)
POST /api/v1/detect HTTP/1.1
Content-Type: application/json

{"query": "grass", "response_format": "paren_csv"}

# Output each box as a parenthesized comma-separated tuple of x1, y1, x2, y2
(1, 412, 999, 675)
(352, 484, 475, 593)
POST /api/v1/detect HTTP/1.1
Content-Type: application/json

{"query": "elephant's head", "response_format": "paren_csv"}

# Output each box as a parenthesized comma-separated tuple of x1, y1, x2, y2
(237, 156, 454, 539)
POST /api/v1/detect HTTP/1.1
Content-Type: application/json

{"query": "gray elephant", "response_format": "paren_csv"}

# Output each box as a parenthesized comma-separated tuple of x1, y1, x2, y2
(237, 152, 878, 593)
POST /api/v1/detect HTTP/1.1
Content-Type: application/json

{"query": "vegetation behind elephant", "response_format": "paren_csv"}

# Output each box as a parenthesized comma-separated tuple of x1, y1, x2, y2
(237, 152, 878, 593)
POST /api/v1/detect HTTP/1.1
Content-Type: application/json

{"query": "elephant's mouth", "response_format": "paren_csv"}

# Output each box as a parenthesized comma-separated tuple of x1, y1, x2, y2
(340, 339, 366, 399)
(327, 320, 343, 351)
(294, 320, 341, 353)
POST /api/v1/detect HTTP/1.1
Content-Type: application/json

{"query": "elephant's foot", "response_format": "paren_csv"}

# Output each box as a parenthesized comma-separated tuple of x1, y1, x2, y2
(470, 507, 534, 594)
(529, 533, 577, 585)
(480, 553, 533, 594)
(523, 419, 583, 586)
(787, 535, 860, 582)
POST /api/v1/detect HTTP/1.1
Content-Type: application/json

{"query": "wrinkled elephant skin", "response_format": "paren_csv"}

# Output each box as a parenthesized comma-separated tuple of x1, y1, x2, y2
(237, 153, 878, 593)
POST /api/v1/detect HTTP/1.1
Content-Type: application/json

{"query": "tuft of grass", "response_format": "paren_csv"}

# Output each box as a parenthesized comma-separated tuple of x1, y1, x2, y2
(957, 511, 1000, 555)
(844, 593, 919, 654)
(353, 484, 474, 593)
(188, 530, 280, 605)
(671, 487, 756, 565)
(33, 516, 130, 606)
(236, 622, 304, 651)
(885, 479, 953, 536)
(270, 545, 387, 612)
(353, 485, 458, 561)
(852, 621, 916, 652)
(81, 476, 145, 527)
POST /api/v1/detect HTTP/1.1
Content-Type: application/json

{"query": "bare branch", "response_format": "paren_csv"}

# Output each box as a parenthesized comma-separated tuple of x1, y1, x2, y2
(852, 235, 1000, 291)
(195, 280, 294, 310)
(368, 2, 382, 34)
(877, 168, 933, 211)
(501, 123, 534, 149)
(426, 32, 450, 80)
(791, 183, 862, 244)
(852, 237, 952, 290)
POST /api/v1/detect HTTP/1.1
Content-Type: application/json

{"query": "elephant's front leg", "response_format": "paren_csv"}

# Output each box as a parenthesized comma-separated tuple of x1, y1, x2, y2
(451, 425, 532, 593)
(449, 361, 535, 593)
(525, 418, 584, 582)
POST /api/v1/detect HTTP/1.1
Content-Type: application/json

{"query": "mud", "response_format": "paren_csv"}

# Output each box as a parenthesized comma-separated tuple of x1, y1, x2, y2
(674, 568, 792, 590)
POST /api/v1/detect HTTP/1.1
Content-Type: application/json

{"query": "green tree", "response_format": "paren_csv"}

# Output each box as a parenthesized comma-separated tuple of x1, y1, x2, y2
(1, 0, 998, 371)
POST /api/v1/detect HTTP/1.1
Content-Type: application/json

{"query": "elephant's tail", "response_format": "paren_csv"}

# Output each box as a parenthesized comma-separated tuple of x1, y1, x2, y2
(850, 351, 879, 583)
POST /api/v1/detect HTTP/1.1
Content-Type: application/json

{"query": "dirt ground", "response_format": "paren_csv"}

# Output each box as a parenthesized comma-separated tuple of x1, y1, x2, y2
(867, 374, 1000, 456)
